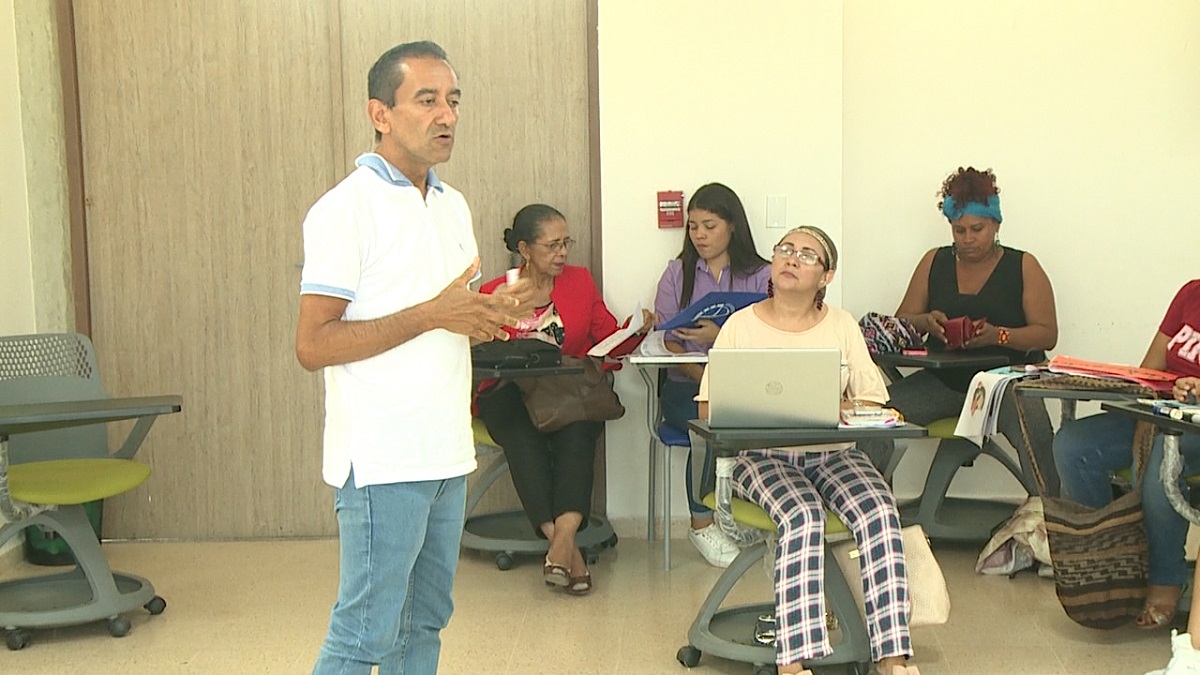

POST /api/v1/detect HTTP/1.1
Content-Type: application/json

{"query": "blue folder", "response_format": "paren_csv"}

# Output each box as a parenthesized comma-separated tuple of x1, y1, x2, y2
(658, 291, 767, 331)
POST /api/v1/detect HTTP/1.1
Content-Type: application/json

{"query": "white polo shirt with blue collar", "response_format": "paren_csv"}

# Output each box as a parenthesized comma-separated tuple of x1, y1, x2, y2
(300, 153, 478, 488)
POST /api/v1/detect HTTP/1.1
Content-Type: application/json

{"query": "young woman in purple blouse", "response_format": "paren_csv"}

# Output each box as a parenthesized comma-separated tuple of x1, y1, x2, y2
(652, 182, 770, 567)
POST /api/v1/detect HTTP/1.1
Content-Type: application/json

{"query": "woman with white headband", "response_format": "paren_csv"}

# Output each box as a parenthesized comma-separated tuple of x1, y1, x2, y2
(697, 226, 919, 675)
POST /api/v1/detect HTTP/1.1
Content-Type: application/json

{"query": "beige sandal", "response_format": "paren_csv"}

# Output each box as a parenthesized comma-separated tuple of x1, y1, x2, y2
(1137, 603, 1176, 630)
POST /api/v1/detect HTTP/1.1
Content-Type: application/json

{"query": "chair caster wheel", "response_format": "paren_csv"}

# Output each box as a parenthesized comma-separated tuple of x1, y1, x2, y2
(753, 665, 777, 675)
(605, 533, 618, 548)
(5, 629, 30, 651)
(676, 645, 701, 668)
(495, 553, 513, 571)
(145, 595, 167, 615)
(107, 616, 131, 638)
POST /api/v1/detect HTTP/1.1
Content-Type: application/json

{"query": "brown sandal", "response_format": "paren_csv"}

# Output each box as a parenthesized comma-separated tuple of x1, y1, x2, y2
(543, 556, 570, 587)
(565, 571, 592, 596)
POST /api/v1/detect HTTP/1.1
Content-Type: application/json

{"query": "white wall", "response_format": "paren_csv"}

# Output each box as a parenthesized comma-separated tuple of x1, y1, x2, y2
(597, 0, 845, 534)
(0, 0, 36, 337)
(840, 0, 1200, 500)
(598, 0, 1200, 532)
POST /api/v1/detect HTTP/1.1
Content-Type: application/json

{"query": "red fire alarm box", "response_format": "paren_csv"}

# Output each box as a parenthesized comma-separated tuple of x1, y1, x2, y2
(657, 190, 684, 228)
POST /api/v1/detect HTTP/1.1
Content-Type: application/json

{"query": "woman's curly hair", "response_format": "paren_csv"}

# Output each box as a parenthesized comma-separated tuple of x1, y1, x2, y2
(937, 166, 999, 212)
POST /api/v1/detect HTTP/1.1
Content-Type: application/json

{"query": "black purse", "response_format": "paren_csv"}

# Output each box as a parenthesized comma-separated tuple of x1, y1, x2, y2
(470, 339, 562, 370)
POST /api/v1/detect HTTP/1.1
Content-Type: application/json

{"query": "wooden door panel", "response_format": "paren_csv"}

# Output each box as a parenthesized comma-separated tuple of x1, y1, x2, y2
(74, 0, 593, 538)
(76, 0, 339, 538)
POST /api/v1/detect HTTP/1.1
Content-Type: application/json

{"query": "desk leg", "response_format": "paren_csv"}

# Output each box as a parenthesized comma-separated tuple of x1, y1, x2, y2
(882, 439, 909, 485)
(638, 366, 659, 544)
(1061, 399, 1077, 426)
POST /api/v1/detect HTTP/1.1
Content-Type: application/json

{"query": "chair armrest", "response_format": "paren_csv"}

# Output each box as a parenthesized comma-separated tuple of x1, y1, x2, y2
(112, 415, 161, 460)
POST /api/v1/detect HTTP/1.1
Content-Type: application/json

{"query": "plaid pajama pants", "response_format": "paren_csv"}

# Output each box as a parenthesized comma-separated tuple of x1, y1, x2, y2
(733, 446, 912, 666)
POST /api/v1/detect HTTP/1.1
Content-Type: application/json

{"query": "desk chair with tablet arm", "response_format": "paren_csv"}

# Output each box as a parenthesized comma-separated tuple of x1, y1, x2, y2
(677, 482, 872, 674)
(0, 333, 173, 650)
(461, 418, 617, 570)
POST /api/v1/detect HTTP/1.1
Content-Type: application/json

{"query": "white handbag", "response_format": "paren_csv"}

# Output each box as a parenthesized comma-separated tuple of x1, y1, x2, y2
(830, 524, 951, 627)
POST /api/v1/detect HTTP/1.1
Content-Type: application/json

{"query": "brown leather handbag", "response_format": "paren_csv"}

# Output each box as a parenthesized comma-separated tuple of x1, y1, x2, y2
(515, 356, 625, 432)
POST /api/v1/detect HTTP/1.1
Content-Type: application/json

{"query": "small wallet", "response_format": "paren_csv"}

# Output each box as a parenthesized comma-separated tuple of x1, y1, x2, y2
(942, 315, 986, 350)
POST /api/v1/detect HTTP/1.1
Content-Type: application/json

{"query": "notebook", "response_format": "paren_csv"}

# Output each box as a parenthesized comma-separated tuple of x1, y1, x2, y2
(706, 347, 843, 428)
(657, 291, 767, 331)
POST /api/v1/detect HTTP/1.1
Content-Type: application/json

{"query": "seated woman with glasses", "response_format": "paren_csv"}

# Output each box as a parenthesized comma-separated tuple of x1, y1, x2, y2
(653, 182, 771, 568)
(858, 166, 1059, 494)
(696, 226, 919, 675)
(475, 203, 652, 596)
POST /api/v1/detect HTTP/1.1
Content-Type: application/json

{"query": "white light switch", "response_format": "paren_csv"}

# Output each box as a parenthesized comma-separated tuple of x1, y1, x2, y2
(766, 195, 787, 229)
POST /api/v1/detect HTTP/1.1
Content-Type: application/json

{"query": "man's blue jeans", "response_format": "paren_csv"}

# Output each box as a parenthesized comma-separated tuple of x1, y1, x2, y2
(1054, 413, 1200, 587)
(312, 470, 466, 675)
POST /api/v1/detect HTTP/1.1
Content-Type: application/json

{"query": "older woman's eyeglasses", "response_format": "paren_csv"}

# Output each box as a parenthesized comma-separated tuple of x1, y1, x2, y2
(534, 238, 575, 252)
(772, 245, 823, 266)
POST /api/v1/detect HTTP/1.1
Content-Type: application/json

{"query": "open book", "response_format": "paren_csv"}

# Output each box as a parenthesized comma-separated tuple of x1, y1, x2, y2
(587, 302, 645, 358)
(1047, 355, 1176, 393)
(954, 367, 1029, 446)
(630, 330, 706, 359)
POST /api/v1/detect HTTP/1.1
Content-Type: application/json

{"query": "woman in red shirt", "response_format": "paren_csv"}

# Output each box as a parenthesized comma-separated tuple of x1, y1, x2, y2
(476, 204, 650, 596)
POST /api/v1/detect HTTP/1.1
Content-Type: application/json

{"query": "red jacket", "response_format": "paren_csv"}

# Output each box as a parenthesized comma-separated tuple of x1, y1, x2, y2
(480, 264, 641, 361)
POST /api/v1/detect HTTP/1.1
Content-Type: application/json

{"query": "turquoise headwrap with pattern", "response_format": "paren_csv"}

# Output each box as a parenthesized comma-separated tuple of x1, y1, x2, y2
(941, 194, 1002, 223)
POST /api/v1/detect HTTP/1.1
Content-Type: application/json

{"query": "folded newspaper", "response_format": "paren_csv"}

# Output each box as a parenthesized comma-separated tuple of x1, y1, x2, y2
(954, 367, 1028, 446)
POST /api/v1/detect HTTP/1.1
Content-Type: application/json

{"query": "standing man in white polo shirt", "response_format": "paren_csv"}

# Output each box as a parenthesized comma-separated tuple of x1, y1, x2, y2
(296, 41, 527, 675)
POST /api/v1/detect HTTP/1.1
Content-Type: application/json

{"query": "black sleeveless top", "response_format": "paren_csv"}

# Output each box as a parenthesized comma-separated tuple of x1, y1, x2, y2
(927, 245, 1046, 391)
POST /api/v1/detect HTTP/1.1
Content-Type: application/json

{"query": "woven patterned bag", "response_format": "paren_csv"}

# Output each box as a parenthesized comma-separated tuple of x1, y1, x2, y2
(1014, 374, 1157, 629)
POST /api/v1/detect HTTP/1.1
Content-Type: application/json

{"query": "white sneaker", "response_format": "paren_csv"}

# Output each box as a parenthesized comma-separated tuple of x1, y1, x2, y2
(689, 523, 739, 568)
(1146, 631, 1200, 675)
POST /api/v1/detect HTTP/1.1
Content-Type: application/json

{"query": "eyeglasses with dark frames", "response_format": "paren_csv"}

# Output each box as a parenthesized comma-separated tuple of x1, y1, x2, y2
(534, 238, 576, 252)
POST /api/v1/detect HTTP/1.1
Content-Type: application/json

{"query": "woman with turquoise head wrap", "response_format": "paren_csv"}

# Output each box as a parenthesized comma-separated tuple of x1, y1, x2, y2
(858, 167, 1061, 496)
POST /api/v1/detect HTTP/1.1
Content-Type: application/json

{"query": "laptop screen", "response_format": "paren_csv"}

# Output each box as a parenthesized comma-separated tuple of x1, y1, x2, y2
(707, 347, 843, 428)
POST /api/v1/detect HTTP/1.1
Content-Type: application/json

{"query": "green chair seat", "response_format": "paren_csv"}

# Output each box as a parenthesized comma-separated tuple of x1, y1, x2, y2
(927, 417, 960, 439)
(10, 458, 151, 505)
(472, 418, 498, 447)
(702, 493, 850, 536)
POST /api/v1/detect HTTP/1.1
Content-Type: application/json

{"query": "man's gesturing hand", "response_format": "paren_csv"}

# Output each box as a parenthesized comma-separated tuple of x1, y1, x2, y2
(432, 259, 532, 342)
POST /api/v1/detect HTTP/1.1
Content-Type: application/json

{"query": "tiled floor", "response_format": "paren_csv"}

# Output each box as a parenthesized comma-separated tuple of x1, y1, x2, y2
(0, 536, 1178, 674)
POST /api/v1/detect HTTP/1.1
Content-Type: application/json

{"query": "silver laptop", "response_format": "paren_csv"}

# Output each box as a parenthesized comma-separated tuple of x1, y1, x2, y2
(707, 347, 843, 428)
